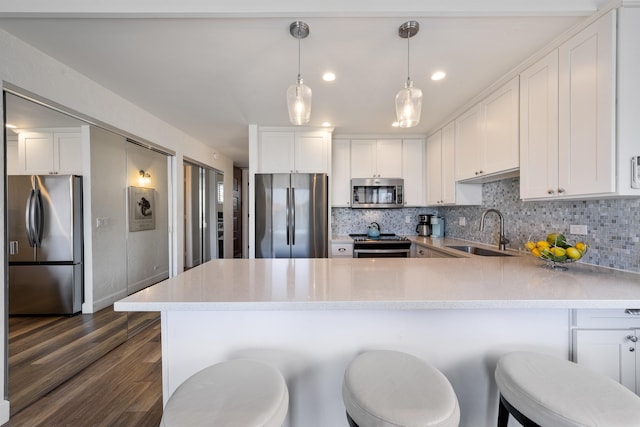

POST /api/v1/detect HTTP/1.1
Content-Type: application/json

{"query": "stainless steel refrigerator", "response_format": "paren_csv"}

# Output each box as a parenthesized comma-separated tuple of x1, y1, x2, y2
(8, 175, 83, 315)
(255, 173, 328, 258)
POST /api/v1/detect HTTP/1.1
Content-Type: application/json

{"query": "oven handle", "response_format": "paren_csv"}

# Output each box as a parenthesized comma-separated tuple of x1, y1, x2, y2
(353, 248, 410, 257)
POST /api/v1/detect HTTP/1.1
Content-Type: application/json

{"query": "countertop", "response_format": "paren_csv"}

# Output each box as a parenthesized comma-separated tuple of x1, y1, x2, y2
(115, 237, 640, 312)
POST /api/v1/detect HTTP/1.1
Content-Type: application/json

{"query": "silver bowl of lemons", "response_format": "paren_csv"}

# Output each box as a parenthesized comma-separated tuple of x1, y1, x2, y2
(524, 233, 588, 271)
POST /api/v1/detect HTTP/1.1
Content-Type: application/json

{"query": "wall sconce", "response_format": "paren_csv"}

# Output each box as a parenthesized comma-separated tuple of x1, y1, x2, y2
(139, 170, 151, 185)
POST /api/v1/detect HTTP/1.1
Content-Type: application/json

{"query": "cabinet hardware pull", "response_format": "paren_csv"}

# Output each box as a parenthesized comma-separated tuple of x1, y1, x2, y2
(547, 189, 555, 194)
(338, 248, 346, 253)
(625, 309, 640, 315)
(558, 188, 566, 193)
(627, 335, 638, 343)
(630, 347, 636, 352)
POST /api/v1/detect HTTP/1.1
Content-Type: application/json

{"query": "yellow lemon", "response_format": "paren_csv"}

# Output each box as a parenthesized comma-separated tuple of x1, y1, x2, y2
(566, 247, 582, 260)
(531, 248, 542, 258)
(550, 247, 566, 257)
(536, 241, 551, 249)
(525, 241, 536, 251)
(575, 242, 587, 253)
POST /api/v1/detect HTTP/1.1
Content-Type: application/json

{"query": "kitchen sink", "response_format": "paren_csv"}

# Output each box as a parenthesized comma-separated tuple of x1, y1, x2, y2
(446, 245, 514, 257)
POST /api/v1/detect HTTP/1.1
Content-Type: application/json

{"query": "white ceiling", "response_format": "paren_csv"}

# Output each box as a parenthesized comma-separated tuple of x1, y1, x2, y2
(0, 1, 611, 167)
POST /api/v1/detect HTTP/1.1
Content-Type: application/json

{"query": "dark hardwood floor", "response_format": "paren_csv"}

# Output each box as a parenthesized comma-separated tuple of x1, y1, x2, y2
(4, 311, 163, 426)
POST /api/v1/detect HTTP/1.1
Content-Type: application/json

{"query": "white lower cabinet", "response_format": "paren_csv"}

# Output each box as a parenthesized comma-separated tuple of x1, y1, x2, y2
(413, 244, 457, 258)
(574, 329, 639, 393)
(331, 241, 353, 258)
(572, 309, 640, 394)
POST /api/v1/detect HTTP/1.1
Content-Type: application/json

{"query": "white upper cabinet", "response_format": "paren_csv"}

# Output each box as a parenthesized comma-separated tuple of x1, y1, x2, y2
(427, 122, 482, 206)
(258, 130, 331, 174)
(455, 77, 520, 182)
(454, 104, 482, 181)
(331, 139, 351, 207)
(350, 139, 402, 178)
(520, 50, 560, 199)
(425, 130, 443, 206)
(17, 129, 83, 175)
(520, 10, 617, 200)
(402, 138, 425, 206)
(557, 10, 615, 197)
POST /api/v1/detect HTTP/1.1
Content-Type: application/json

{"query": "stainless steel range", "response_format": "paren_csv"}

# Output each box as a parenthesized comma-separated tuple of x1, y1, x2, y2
(350, 233, 411, 258)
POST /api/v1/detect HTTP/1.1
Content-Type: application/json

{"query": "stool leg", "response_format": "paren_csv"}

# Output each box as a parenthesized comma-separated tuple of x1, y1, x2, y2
(346, 412, 359, 427)
(497, 395, 510, 427)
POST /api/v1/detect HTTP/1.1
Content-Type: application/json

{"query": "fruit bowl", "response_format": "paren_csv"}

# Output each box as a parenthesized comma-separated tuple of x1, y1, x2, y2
(524, 233, 588, 271)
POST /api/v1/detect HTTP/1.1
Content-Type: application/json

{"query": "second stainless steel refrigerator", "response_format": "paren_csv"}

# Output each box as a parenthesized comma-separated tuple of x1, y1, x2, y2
(255, 173, 328, 258)
(8, 175, 83, 315)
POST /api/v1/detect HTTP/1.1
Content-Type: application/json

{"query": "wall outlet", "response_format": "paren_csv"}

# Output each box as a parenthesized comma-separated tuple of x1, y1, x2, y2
(96, 217, 108, 228)
(459, 217, 466, 226)
(405, 215, 411, 224)
(570, 224, 588, 235)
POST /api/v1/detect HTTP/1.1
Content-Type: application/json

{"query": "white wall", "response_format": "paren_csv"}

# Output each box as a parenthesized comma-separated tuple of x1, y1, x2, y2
(0, 27, 234, 423)
(126, 143, 170, 294)
(86, 126, 128, 311)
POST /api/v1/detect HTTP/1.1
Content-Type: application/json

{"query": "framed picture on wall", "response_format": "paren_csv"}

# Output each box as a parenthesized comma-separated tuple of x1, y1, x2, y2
(129, 186, 156, 232)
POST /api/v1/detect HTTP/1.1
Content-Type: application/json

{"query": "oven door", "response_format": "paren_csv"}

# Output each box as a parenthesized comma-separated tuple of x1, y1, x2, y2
(353, 248, 410, 258)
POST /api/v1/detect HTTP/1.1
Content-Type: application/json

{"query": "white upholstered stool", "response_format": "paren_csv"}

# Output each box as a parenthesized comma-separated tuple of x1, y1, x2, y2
(495, 351, 640, 427)
(160, 359, 289, 427)
(342, 350, 460, 427)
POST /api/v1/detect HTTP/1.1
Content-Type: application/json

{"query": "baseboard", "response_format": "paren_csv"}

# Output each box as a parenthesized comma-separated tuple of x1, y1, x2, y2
(127, 271, 169, 295)
(83, 289, 129, 313)
(0, 399, 10, 424)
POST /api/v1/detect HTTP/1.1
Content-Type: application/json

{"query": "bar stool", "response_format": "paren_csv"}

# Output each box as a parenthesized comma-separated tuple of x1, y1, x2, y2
(495, 351, 640, 427)
(160, 359, 289, 427)
(342, 350, 460, 427)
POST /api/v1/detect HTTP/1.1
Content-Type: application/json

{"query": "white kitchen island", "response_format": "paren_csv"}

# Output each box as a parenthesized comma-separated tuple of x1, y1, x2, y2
(115, 250, 640, 427)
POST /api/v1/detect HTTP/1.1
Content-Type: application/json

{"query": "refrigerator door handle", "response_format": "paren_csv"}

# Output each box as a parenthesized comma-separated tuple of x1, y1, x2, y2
(26, 189, 36, 246)
(286, 187, 291, 245)
(34, 188, 44, 247)
(291, 187, 296, 245)
(29, 188, 44, 247)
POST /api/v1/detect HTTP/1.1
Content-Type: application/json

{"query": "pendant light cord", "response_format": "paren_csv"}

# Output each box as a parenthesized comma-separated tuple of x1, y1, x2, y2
(297, 27, 302, 81)
(406, 32, 411, 85)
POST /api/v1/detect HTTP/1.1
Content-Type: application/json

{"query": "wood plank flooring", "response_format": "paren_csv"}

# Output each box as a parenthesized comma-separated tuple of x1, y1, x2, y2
(4, 314, 163, 426)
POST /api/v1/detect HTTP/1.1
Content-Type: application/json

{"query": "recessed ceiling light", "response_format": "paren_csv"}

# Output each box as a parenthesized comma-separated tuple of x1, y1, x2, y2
(5, 123, 16, 129)
(322, 122, 332, 127)
(431, 71, 446, 81)
(392, 121, 400, 128)
(322, 72, 336, 82)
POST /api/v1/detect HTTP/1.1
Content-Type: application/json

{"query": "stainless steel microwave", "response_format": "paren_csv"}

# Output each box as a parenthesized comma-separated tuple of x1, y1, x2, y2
(351, 178, 404, 208)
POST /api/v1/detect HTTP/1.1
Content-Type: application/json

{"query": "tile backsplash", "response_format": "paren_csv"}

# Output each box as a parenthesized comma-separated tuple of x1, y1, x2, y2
(332, 177, 640, 273)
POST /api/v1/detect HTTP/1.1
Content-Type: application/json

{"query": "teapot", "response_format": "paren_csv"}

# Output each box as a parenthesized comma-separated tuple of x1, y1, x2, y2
(367, 222, 381, 239)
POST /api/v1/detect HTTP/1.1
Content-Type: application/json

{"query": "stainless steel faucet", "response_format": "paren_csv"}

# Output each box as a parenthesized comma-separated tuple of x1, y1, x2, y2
(479, 208, 509, 250)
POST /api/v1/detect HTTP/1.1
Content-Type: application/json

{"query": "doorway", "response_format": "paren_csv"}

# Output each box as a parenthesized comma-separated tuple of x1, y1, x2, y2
(184, 160, 224, 269)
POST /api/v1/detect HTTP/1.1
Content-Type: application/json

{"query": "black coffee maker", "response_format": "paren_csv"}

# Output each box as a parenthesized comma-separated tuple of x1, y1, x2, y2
(416, 214, 431, 236)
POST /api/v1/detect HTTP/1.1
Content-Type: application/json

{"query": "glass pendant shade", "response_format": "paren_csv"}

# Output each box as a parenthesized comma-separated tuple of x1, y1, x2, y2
(395, 21, 422, 128)
(395, 80, 422, 128)
(287, 77, 312, 125)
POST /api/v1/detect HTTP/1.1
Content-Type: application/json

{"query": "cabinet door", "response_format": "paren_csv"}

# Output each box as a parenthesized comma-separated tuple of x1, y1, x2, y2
(426, 131, 443, 205)
(574, 329, 637, 393)
(402, 139, 424, 206)
(259, 132, 295, 173)
(376, 139, 402, 178)
(350, 140, 377, 178)
(441, 122, 457, 204)
(295, 132, 328, 173)
(55, 132, 83, 174)
(331, 139, 351, 207)
(455, 104, 482, 181)
(18, 132, 55, 174)
(520, 50, 559, 199)
(558, 10, 616, 197)
(482, 76, 519, 176)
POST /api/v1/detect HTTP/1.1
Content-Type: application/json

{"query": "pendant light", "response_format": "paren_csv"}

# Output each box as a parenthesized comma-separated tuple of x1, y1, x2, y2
(287, 21, 312, 125)
(395, 21, 422, 128)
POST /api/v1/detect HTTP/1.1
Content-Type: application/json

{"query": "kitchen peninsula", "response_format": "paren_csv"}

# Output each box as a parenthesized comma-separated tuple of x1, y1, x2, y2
(115, 247, 640, 427)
